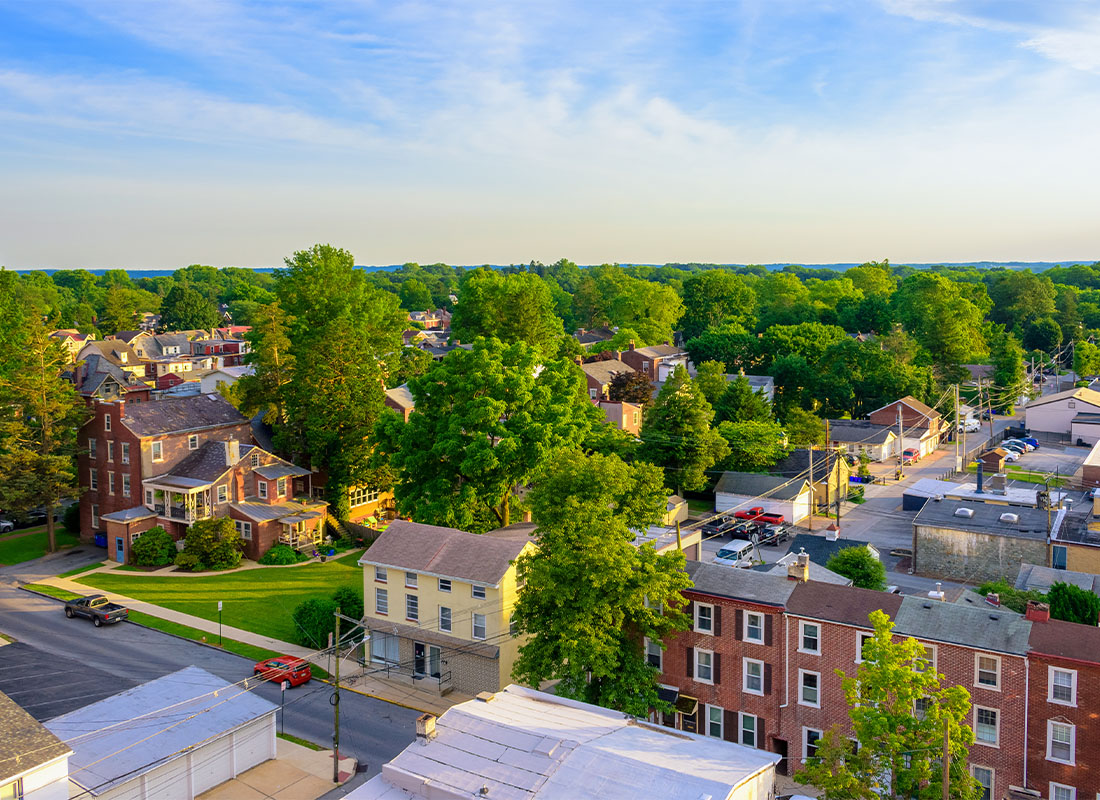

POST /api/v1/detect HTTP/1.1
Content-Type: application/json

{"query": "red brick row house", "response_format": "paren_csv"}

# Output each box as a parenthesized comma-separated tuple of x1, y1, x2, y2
(656, 568, 1094, 800)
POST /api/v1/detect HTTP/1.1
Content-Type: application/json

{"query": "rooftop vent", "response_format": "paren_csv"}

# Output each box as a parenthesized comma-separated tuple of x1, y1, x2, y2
(475, 691, 496, 703)
(954, 508, 974, 518)
(999, 512, 1019, 524)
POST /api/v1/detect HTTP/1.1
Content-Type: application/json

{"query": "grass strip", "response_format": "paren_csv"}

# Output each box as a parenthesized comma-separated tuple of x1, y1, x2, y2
(277, 732, 326, 751)
(57, 563, 103, 579)
(22, 583, 82, 601)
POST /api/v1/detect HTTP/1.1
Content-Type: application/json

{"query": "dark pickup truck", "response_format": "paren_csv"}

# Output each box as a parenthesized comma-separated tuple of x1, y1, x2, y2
(64, 595, 129, 627)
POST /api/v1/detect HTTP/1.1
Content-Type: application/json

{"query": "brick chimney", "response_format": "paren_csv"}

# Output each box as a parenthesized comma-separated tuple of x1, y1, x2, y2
(787, 549, 810, 582)
(118, 399, 125, 418)
(628, 340, 636, 351)
(1025, 600, 1050, 622)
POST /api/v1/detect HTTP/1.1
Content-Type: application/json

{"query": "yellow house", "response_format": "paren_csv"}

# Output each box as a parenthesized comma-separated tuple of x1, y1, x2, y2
(359, 520, 534, 696)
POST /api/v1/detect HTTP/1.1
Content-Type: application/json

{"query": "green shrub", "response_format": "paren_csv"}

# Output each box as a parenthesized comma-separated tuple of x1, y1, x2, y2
(292, 597, 338, 647)
(174, 552, 204, 572)
(331, 585, 363, 621)
(976, 580, 1045, 614)
(130, 526, 176, 566)
(826, 546, 887, 590)
(258, 544, 307, 565)
(1049, 581, 1100, 626)
(181, 518, 243, 571)
(63, 503, 81, 534)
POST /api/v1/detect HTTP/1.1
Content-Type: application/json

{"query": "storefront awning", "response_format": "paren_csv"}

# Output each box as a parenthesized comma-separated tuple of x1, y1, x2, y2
(656, 686, 679, 705)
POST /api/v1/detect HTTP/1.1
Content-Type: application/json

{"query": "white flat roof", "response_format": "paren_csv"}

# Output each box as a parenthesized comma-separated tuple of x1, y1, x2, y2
(347, 684, 777, 800)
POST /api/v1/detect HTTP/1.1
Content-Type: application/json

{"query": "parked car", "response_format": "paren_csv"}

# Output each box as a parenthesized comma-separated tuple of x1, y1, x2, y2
(700, 515, 739, 538)
(254, 656, 312, 687)
(1087, 487, 1098, 501)
(1003, 450, 1021, 462)
(0, 518, 13, 533)
(64, 595, 129, 627)
(732, 506, 765, 521)
(712, 539, 756, 568)
(756, 522, 792, 546)
(1003, 439, 1034, 451)
(1021, 437, 1039, 449)
(902, 448, 920, 465)
(1002, 443, 1027, 455)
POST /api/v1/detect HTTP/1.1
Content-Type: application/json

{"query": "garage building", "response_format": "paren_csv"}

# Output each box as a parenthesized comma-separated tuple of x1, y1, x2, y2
(714, 471, 813, 524)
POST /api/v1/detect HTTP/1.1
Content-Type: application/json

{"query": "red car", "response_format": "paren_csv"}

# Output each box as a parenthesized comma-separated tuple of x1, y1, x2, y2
(253, 656, 312, 687)
(733, 506, 765, 521)
(732, 507, 786, 526)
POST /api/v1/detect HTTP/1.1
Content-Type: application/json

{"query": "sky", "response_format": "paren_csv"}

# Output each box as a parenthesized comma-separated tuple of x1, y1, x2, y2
(1, 0, 1099, 269)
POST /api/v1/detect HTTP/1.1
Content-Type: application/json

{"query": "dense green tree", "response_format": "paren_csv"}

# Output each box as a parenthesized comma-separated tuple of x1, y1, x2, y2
(159, 283, 219, 331)
(693, 360, 730, 406)
(837, 295, 894, 334)
(382, 338, 599, 532)
(399, 278, 434, 312)
(98, 285, 139, 334)
(770, 354, 817, 416)
(760, 322, 848, 369)
(795, 610, 980, 800)
(639, 366, 729, 494)
(716, 420, 789, 472)
(756, 272, 815, 328)
(130, 527, 176, 566)
(815, 338, 934, 418)
(510, 450, 691, 716)
(236, 302, 295, 426)
(607, 369, 655, 405)
(680, 270, 756, 339)
(844, 261, 895, 297)
(1048, 581, 1100, 626)
(1055, 286, 1082, 343)
(684, 326, 758, 373)
(1023, 317, 1063, 355)
(178, 517, 243, 571)
(714, 374, 772, 423)
(0, 291, 86, 553)
(385, 346, 433, 387)
(987, 270, 1056, 329)
(989, 329, 1027, 412)
(783, 407, 825, 448)
(291, 596, 339, 647)
(826, 546, 887, 590)
(892, 273, 985, 370)
(570, 265, 682, 345)
(1073, 340, 1100, 377)
(451, 268, 563, 354)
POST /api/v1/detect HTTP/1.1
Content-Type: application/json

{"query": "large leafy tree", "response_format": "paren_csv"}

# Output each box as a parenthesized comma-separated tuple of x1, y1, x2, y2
(639, 366, 729, 494)
(892, 273, 985, 372)
(815, 338, 934, 419)
(826, 546, 887, 590)
(680, 270, 756, 339)
(607, 369, 654, 405)
(510, 450, 691, 715)
(450, 268, 563, 355)
(1022, 317, 1062, 355)
(685, 326, 759, 373)
(760, 322, 848, 370)
(570, 265, 683, 345)
(382, 338, 599, 532)
(986, 270, 1056, 329)
(781, 407, 825, 448)
(159, 282, 219, 331)
(795, 610, 981, 800)
(0, 279, 87, 552)
(716, 420, 789, 472)
(756, 272, 816, 328)
(693, 360, 730, 406)
(98, 285, 138, 334)
(236, 301, 295, 426)
(1048, 581, 1100, 626)
(989, 328, 1027, 413)
(399, 278, 434, 312)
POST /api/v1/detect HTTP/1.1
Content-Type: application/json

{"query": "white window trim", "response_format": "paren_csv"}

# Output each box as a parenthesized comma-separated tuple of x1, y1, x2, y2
(405, 593, 418, 622)
(188, 434, 198, 450)
(856, 631, 872, 663)
(472, 584, 486, 599)
(739, 712, 757, 748)
(258, 480, 268, 499)
(973, 705, 1000, 747)
(122, 474, 130, 497)
(438, 578, 451, 593)
(803, 727, 823, 763)
(374, 566, 387, 583)
(915, 643, 937, 673)
(1046, 720, 1076, 766)
(375, 588, 388, 615)
(235, 520, 252, 540)
(151, 440, 163, 462)
(405, 571, 418, 588)
(744, 611, 764, 644)
(742, 657, 764, 696)
(970, 766, 994, 800)
(217, 485, 228, 503)
(644, 636, 662, 671)
(799, 620, 821, 655)
(1049, 784, 1076, 800)
(104, 414, 111, 432)
(799, 669, 821, 708)
(694, 648, 714, 685)
(974, 653, 1001, 691)
(472, 613, 487, 640)
(694, 602, 714, 635)
(1048, 667, 1077, 707)
(121, 442, 129, 464)
(439, 606, 452, 633)
(704, 704, 724, 739)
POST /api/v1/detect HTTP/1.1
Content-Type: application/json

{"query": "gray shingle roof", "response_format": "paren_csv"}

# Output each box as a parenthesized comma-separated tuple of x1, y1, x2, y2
(784, 533, 876, 568)
(750, 560, 853, 586)
(0, 691, 70, 783)
(772, 449, 845, 483)
(893, 596, 1031, 655)
(826, 419, 896, 445)
(580, 359, 635, 385)
(360, 520, 531, 586)
(162, 440, 235, 482)
(684, 560, 797, 607)
(384, 384, 414, 410)
(121, 393, 247, 437)
(714, 471, 810, 501)
(1016, 563, 1100, 595)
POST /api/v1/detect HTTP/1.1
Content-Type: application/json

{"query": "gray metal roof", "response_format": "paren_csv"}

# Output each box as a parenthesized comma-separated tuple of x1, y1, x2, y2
(783, 533, 877, 568)
(685, 560, 796, 607)
(1016, 563, 1100, 596)
(715, 471, 811, 501)
(826, 419, 896, 445)
(912, 498, 1052, 541)
(580, 359, 635, 385)
(100, 505, 158, 523)
(894, 596, 1031, 655)
(45, 666, 276, 796)
(253, 464, 310, 480)
(231, 499, 327, 522)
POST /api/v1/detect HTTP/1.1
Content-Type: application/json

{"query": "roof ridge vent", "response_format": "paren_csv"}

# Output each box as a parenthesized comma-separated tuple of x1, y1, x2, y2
(953, 507, 974, 518)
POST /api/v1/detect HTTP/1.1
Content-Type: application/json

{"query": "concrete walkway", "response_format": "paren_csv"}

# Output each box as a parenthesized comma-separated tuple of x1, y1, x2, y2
(198, 737, 357, 800)
(32, 572, 469, 717)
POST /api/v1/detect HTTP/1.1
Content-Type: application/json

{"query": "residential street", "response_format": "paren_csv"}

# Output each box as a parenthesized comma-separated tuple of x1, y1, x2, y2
(0, 548, 419, 791)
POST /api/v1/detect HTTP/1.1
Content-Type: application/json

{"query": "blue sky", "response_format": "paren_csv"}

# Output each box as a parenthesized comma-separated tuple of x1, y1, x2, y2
(2, 0, 1099, 268)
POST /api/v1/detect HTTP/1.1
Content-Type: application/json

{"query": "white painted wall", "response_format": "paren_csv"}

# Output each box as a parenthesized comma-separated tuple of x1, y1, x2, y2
(728, 767, 777, 800)
(714, 491, 811, 523)
(21, 757, 70, 800)
(1026, 397, 1100, 435)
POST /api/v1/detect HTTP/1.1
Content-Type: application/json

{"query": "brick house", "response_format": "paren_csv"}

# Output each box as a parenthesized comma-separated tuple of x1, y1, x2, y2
(1025, 603, 1100, 800)
(657, 561, 797, 755)
(868, 396, 943, 456)
(578, 359, 636, 400)
(597, 399, 642, 435)
(619, 341, 691, 381)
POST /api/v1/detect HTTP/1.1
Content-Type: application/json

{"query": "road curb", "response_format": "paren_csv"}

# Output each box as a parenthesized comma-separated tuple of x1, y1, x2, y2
(338, 681, 437, 715)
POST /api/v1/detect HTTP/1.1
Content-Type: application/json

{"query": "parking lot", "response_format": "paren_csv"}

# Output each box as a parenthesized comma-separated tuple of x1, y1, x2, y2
(999, 441, 1090, 481)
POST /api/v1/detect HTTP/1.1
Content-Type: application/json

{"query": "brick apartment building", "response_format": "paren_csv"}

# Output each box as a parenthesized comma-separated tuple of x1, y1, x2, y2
(656, 568, 1092, 799)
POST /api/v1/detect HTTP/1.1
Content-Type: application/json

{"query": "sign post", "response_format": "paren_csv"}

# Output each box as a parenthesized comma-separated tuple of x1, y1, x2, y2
(218, 600, 223, 646)
(280, 680, 289, 735)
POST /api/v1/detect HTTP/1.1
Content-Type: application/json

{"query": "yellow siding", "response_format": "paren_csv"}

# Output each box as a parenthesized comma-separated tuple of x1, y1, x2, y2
(1065, 542, 1100, 574)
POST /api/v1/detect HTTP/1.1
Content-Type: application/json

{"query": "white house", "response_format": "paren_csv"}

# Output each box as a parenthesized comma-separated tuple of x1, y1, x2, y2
(714, 471, 813, 524)
(200, 365, 254, 395)
(46, 667, 277, 800)
(347, 684, 779, 800)
(1024, 387, 1100, 436)
(0, 691, 71, 800)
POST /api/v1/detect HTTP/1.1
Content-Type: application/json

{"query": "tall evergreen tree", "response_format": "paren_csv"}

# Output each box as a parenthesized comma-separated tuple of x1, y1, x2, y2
(714, 373, 772, 423)
(236, 301, 295, 426)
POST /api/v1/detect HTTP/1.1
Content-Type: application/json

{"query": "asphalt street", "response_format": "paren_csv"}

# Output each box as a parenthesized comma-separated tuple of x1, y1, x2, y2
(0, 547, 419, 788)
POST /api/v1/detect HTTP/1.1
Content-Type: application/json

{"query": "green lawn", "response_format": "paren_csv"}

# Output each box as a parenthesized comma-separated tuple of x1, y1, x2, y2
(22, 583, 82, 601)
(57, 563, 101, 579)
(0, 529, 81, 566)
(78, 551, 364, 645)
(686, 498, 713, 515)
(965, 463, 1066, 487)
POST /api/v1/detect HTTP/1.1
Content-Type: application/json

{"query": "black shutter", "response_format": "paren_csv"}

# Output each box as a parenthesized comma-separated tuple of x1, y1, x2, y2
(764, 614, 774, 646)
(764, 663, 773, 695)
(686, 647, 694, 679)
(713, 653, 721, 685)
(714, 605, 722, 637)
(734, 609, 743, 641)
(724, 709, 737, 742)
(684, 599, 693, 626)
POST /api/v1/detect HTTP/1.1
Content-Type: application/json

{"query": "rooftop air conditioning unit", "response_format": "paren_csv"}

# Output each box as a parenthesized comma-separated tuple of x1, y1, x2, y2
(954, 508, 974, 518)
(999, 512, 1019, 524)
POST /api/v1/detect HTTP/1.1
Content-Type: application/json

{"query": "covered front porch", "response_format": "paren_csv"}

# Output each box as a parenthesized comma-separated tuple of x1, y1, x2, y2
(143, 476, 214, 524)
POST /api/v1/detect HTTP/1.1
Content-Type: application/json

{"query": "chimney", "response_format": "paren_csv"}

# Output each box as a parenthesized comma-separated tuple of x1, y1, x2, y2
(985, 592, 1001, 607)
(788, 549, 810, 582)
(927, 582, 946, 602)
(628, 339, 636, 351)
(117, 399, 125, 418)
(976, 462, 983, 494)
(415, 713, 437, 745)
(1025, 600, 1050, 623)
(224, 439, 239, 466)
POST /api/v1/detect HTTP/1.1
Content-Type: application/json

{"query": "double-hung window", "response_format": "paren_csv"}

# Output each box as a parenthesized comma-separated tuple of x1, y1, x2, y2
(406, 594, 419, 622)
(439, 606, 452, 633)
(974, 707, 998, 746)
(1049, 785, 1075, 800)
(472, 584, 486, 600)
(743, 657, 763, 695)
(217, 485, 228, 503)
(121, 442, 129, 464)
(739, 713, 757, 748)
(804, 728, 822, 762)
(705, 705, 723, 738)
(151, 440, 163, 462)
(188, 434, 198, 450)
(405, 572, 417, 588)
(472, 613, 486, 640)
(122, 474, 130, 497)
(971, 767, 993, 800)
(975, 654, 1000, 689)
(106, 441, 114, 461)
(1049, 668, 1076, 705)
(258, 480, 268, 499)
(645, 638, 662, 670)
(89, 437, 97, 459)
(234, 520, 252, 540)
(89, 469, 98, 490)
(374, 566, 387, 583)
(799, 621, 820, 654)
(799, 670, 821, 707)
(438, 578, 451, 593)
(276, 477, 287, 497)
(108, 472, 115, 495)
(744, 611, 764, 643)
(694, 603, 714, 634)
(856, 631, 873, 662)
(695, 649, 713, 683)
(1047, 721, 1075, 764)
(375, 588, 388, 615)
(104, 414, 111, 432)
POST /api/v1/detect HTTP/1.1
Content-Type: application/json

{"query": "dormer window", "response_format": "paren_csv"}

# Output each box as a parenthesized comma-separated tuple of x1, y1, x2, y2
(258, 479, 268, 499)
(250, 452, 260, 468)
(119, 352, 127, 363)
(188, 434, 198, 450)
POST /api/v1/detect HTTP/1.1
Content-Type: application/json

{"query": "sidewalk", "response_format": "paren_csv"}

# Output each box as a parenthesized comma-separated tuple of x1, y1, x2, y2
(32, 572, 469, 717)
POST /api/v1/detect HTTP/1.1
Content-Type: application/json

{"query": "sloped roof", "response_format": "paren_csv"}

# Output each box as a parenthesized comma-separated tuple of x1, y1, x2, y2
(160, 440, 236, 482)
(230, 498, 326, 522)
(786, 581, 904, 627)
(634, 343, 686, 358)
(79, 353, 148, 396)
(579, 359, 635, 385)
(772, 449, 847, 483)
(1026, 386, 1100, 410)
(685, 560, 796, 607)
(100, 506, 158, 523)
(146, 333, 192, 358)
(1028, 616, 1100, 664)
(360, 520, 531, 586)
(783, 533, 877, 568)
(870, 395, 940, 419)
(715, 471, 811, 501)
(0, 691, 70, 783)
(81, 339, 140, 367)
(120, 393, 247, 437)
(1016, 563, 1100, 596)
(574, 326, 616, 345)
(751, 559, 853, 586)
(111, 330, 144, 343)
(827, 419, 896, 445)
(894, 596, 1031, 655)
(384, 384, 414, 410)
(46, 667, 275, 797)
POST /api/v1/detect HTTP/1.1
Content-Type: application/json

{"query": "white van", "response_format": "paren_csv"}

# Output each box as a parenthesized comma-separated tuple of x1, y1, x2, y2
(713, 539, 756, 568)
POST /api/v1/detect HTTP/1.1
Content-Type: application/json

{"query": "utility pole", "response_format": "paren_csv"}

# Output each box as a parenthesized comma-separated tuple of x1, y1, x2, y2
(834, 446, 842, 531)
(333, 608, 341, 783)
(897, 407, 904, 480)
(807, 440, 814, 532)
(979, 377, 994, 440)
(953, 384, 961, 474)
(941, 717, 951, 800)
